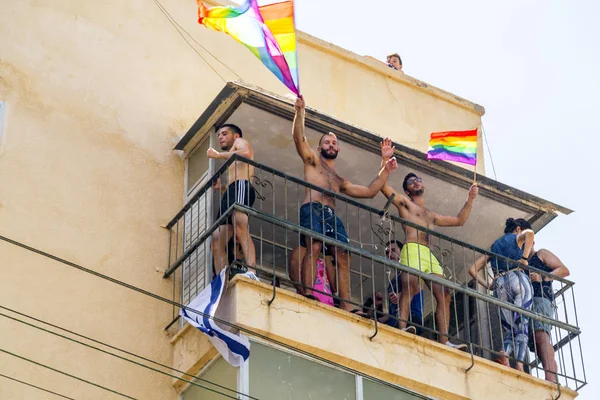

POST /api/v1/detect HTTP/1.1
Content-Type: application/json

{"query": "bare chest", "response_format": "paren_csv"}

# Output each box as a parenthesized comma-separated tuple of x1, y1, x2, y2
(402, 203, 435, 227)
(307, 163, 344, 192)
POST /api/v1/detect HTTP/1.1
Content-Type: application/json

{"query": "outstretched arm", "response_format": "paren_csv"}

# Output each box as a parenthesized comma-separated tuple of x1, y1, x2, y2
(468, 254, 492, 289)
(433, 184, 478, 227)
(341, 157, 398, 198)
(292, 97, 315, 163)
(207, 138, 253, 160)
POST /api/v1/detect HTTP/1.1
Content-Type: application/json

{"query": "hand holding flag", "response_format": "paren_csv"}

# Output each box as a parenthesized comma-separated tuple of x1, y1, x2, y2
(427, 128, 479, 182)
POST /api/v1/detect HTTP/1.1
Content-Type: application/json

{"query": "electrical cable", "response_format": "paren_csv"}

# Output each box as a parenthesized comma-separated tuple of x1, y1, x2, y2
(0, 309, 245, 400)
(481, 123, 498, 180)
(0, 303, 256, 399)
(151, 0, 242, 82)
(0, 372, 76, 400)
(0, 347, 136, 399)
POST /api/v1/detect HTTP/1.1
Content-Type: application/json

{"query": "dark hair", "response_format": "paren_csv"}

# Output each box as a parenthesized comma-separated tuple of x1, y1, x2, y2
(218, 123, 243, 138)
(387, 53, 402, 65)
(318, 132, 337, 146)
(504, 218, 532, 234)
(402, 173, 418, 192)
(385, 240, 404, 251)
(362, 295, 384, 313)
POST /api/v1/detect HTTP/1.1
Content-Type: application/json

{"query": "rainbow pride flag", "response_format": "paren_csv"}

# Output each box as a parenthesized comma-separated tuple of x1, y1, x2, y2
(198, 0, 300, 95)
(427, 129, 478, 166)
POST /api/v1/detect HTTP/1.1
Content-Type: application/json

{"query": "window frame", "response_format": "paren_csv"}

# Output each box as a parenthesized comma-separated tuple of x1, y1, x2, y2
(184, 131, 215, 201)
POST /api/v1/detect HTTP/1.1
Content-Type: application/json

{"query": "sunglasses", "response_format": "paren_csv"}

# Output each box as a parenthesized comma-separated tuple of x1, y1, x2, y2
(406, 177, 422, 186)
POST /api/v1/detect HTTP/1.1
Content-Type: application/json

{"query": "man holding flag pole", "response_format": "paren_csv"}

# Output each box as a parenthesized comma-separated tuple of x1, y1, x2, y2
(181, 0, 302, 366)
(380, 131, 479, 348)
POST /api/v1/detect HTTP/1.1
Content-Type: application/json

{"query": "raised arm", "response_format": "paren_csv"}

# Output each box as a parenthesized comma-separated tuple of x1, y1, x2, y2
(517, 229, 535, 263)
(468, 254, 492, 289)
(381, 182, 409, 209)
(378, 137, 408, 208)
(433, 184, 478, 227)
(537, 249, 570, 278)
(292, 97, 315, 164)
(207, 138, 253, 160)
(341, 157, 398, 198)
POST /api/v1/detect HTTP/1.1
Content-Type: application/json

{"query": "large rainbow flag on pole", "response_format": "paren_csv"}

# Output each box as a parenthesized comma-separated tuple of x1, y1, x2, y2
(426, 129, 478, 166)
(198, 0, 300, 95)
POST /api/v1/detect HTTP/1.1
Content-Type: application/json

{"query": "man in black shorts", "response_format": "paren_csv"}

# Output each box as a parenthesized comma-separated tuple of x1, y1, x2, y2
(208, 124, 257, 275)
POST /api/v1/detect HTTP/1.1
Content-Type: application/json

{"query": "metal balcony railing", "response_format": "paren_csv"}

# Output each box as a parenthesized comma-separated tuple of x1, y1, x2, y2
(164, 156, 586, 391)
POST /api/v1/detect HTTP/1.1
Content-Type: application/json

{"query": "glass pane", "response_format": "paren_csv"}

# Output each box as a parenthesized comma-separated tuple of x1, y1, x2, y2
(250, 342, 356, 400)
(187, 138, 211, 193)
(363, 378, 426, 400)
(182, 357, 237, 400)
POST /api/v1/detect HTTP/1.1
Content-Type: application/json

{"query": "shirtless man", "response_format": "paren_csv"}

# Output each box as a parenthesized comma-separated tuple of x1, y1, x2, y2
(293, 97, 398, 311)
(208, 124, 256, 275)
(381, 138, 478, 347)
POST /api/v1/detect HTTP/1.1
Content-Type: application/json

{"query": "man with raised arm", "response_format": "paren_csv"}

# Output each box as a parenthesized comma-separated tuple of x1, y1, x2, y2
(292, 97, 398, 311)
(380, 139, 478, 347)
(207, 124, 257, 276)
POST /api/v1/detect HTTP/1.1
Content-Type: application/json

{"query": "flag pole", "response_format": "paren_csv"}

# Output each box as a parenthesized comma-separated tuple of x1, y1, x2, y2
(473, 127, 479, 184)
(291, 0, 300, 96)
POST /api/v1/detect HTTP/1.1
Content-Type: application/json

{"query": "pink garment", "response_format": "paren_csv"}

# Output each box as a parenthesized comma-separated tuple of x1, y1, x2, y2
(313, 259, 334, 306)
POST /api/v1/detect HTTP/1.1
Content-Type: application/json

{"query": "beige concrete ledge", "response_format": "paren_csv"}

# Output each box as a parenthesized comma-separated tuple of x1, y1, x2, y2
(297, 31, 486, 117)
(171, 276, 576, 400)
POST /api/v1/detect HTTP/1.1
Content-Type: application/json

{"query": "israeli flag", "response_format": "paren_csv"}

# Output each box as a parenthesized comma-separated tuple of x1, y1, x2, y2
(180, 269, 250, 367)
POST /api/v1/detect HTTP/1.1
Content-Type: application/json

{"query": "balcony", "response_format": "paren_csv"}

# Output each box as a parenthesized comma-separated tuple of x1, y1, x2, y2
(164, 155, 585, 398)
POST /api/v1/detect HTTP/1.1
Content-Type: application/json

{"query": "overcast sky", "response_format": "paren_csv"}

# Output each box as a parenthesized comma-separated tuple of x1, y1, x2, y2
(295, 0, 599, 397)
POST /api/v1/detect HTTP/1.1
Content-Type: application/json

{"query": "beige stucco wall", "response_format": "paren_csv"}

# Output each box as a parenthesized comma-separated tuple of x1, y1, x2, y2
(173, 277, 577, 400)
(0, 0, 487, 398)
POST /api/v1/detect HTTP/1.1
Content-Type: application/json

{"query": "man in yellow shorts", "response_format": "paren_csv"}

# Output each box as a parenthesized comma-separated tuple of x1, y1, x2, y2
(400, 242, 444, 275)
(380, 139, 478, 348)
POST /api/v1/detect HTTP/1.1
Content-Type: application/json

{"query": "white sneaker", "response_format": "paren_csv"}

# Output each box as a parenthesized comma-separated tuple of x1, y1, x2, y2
(445, 341, 467, 350)
(401, 326, 417, 334)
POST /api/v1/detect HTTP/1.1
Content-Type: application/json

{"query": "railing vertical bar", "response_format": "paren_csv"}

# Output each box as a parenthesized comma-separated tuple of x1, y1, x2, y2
(358, 205, 363, 308)
(577, 334, 587, 389)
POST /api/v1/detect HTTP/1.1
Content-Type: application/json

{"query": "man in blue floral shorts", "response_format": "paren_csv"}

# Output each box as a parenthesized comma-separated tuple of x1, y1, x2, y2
(291, 97, 398, 310)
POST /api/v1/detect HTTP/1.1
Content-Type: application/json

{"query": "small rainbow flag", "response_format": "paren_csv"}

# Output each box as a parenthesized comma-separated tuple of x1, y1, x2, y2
(427, 129, 478, 166)
(198, 0, 300, 95)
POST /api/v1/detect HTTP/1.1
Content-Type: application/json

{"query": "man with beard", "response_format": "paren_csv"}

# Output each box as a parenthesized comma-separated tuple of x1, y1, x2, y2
(380, 156, 478, 347)
(207, 124, 257, 276)
(292, 97, 398, 311)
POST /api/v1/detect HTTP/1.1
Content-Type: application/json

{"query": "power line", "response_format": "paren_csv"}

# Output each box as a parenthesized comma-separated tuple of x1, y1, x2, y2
(0, 372, 76, 400)
(0, 307, 248, 400)
(0, 347, 136, 399)
(1, 303, 253, 398)
(0, 233, 433, 395)
(151, 0, 242, 83)
(154, 0, 242, 80)
(481, 123, 498, 180)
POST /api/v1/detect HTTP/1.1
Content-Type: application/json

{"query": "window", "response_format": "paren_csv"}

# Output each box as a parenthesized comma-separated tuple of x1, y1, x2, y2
(182, 341, 430, 400)
(363, 378, 425, 400)
(182, 357, 237, 400)
(186, 136, 211, 196)
(249, 342, 356, 400)
(182, 135, 213, 304)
